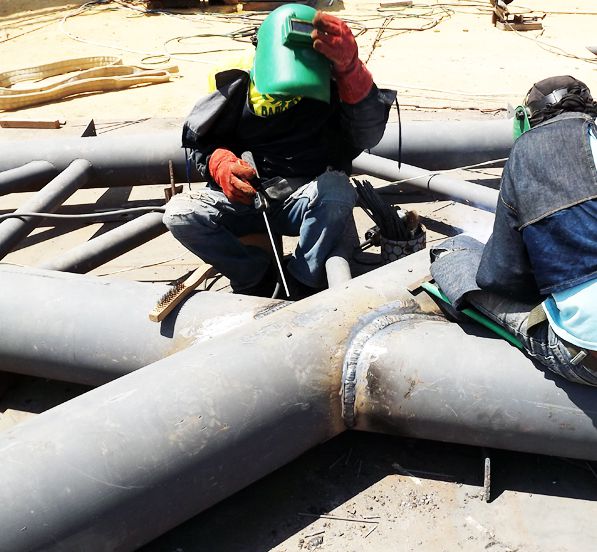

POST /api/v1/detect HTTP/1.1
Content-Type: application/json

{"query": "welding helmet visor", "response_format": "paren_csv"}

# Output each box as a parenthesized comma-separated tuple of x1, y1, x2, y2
(252, 4, 331, 103)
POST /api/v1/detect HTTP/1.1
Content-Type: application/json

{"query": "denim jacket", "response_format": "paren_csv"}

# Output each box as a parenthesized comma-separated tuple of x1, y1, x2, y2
(476, 112, 597, 303)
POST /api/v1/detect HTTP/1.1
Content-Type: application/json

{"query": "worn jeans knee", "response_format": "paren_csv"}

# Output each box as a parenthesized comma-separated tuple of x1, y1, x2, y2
(311, 170, 357, 210)
(162, 191, 220, 238)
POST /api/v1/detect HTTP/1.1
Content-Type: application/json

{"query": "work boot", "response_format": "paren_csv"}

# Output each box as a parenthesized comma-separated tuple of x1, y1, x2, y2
(280, 259, 324, 301)
(233, 262, 278, 298)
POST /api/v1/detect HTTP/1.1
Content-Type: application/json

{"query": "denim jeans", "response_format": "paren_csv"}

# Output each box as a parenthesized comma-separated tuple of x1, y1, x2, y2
(163, 170, 357, 291)
(430, 235, 597, 387)
(466, 290, 597, 387)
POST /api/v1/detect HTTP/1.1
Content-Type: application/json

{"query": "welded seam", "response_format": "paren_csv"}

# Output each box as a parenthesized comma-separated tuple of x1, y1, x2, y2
(341, 311, 445, 428)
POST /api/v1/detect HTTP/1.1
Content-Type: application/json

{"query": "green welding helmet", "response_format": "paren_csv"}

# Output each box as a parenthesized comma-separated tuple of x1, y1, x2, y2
(252, 4, 331, 103)
(513, 105, 531, 140)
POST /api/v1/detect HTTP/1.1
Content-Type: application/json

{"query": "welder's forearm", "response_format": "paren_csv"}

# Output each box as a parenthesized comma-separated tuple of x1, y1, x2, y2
(339, 85, 396, 150)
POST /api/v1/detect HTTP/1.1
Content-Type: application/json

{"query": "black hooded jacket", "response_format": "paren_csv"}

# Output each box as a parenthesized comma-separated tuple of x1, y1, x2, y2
(181, 69, 396, 185)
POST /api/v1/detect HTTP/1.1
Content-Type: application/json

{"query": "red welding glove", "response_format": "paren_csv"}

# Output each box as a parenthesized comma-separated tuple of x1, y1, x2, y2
(208, 148, 257, 205)
(312, 11, 373, 104)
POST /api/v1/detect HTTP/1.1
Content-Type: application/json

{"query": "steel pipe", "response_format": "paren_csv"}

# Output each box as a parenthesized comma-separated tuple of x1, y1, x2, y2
(347, 315, 597, 460)
(0, 161, 57, 196)
(325, 255, 352, 287)
(370, 119, 513, 170)
(1, 250, 597, 551)
(353, 152, 499, 212)
(38, 211, 167, 273)
(0, 264, 284, 386)
(0, 119, 513, 188)
(0, 132, 195, 188)
(0, 250, 435, 552)
(0, 160, 92, 259)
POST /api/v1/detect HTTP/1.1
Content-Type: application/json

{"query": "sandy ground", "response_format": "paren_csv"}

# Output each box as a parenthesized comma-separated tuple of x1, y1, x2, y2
(1, 1, 597, 551)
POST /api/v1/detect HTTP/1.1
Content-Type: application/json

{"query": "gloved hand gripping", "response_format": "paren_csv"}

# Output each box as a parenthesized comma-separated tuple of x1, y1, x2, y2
(312, 12, 373, 104)
(208, 148, 257, 205)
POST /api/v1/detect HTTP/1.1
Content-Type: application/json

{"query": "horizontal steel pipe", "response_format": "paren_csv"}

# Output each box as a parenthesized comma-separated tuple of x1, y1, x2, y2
(353, 152, 499, 212)
(0, 264, 284, 386)
(0, 159, 92, 259)
(0, 119, 513, 188)
(349, 316, 597, 460)
(0, 160, 57, 196)
(38, 211, 167, 273)
(370, 119, 513, 170)
(0, 250, 434, 552)
(0, 132, 196, 188)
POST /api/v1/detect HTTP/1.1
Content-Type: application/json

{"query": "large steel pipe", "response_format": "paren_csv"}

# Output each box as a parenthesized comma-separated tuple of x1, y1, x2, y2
(0, 264, 284, 386)
(347, 316, 597, 460)
(2, 249, 597, 551)
(0, 159, 92, 259)
(353, 152, 499, 212)
(370, 118, 513, 170)
(0, 132, 195, 188)
(0, 250, 434, 552)
(38, 211, 167, 273)
(0, 160, 57, 196)
(0, 119, 513, 188)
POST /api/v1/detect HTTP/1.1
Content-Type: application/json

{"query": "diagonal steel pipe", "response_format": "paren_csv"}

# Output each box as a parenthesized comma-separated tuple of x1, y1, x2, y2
(0, 264, 284, 386)
(1, 250, 597, 552)
(0, 161, 57, 196)
(37, 211, 168, 273)
(353, 152, 499, 212)
(0, 159, 92, 259)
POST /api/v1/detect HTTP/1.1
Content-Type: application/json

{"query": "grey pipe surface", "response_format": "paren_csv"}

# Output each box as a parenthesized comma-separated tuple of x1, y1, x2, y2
(38, 211, 167, 273)
(0, 264, 284, 386)
(370, 119, 513, 170)
(0, 119, 513, 188)
(353, 152, 499, 212)
(348, 316, 597, 460)
(0, 159, 92, 259)
(0, 160, 57, 196)
(0, 250, 434, 552)
(0, 132, 195, 188)
(325, 255, 352, 287)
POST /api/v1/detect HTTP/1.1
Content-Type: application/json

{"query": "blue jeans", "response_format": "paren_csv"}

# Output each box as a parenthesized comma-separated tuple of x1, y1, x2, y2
(163, 170, 357, 291)
(466, 290, 597, 387)
(430, 235, 597, 386)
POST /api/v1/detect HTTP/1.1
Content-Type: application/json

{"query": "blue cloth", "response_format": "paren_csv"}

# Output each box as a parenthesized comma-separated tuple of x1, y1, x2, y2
(521, 200, 597, 293)
(163, 170, 357, 291)
(530, 121, 597, 349)
(543, 279, 597, 350)
(520, 120, 597, 293)
(476, 112, 597, 301)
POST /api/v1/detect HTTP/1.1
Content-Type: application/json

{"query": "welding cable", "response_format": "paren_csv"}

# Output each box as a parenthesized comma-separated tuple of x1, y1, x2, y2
(0, 206, 166, 222)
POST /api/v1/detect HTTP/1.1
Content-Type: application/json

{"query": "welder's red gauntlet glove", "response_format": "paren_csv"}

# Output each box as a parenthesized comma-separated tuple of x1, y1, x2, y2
(312, 11, 373, 104)
(208, 148, 257, 205)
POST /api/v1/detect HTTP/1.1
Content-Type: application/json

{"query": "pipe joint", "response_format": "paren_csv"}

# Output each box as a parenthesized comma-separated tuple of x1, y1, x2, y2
(341, 301, 440, 428)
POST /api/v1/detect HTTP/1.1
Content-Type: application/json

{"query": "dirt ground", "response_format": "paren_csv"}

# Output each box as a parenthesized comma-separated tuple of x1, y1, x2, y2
(1, 1, 597, 551)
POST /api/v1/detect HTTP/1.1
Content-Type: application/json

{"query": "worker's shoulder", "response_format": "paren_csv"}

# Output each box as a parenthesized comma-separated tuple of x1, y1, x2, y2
(208, 52, 254, 93)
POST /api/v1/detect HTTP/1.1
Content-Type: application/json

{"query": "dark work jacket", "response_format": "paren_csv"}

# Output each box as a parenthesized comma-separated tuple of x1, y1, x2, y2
(181, 69, 396, 185)
(476, 112, 597, 303)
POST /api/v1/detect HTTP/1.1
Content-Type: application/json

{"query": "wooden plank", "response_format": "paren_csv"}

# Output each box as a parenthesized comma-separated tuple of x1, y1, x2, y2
(0, 119, 64, 129)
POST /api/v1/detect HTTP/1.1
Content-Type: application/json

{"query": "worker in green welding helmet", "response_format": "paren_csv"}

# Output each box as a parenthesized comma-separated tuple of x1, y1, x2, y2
(430, 75, 597, 386)
(163, 5, 396, 301)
